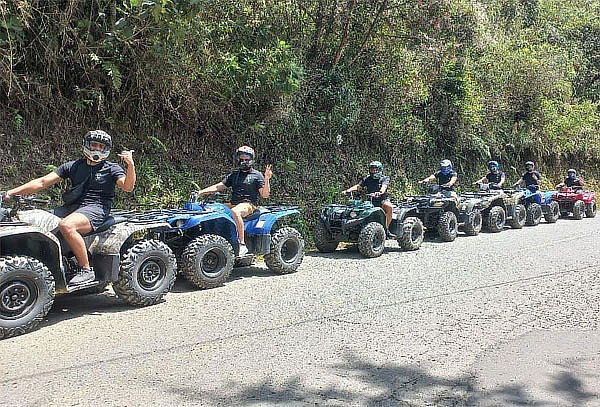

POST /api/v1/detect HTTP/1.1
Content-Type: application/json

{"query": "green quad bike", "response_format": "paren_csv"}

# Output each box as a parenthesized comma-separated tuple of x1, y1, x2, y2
(0, 194, 177, 339)
(315, 192, 425, 258)
(460, 184, 527, 233)
(400, 184, 483, 242)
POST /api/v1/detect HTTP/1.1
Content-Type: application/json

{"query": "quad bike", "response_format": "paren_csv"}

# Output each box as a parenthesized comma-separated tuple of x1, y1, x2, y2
(399, 184, 482, 242)
(315, 192, 425, 258)
(552, 187, 597, 220)
(460, 184, 527, 233)
(510, 186, 560, 226)
(540, 190, 560, 223)
(145, 192, 305, 289)
(0, 194, 177, 339)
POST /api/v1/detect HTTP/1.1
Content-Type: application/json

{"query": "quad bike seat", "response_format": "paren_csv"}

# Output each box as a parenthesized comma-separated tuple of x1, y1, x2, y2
(90, 215, 129, 234)
(243, 207, 271, 222)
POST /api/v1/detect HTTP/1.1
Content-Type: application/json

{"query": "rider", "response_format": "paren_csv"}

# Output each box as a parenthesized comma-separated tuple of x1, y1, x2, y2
(556, 168, 585, 189)
(473, 160, 505, 190)
(419, 159, 458, 199)
(3, 130, 136, 285)
(341, 161, 394, 237)
(513, 161, 541, 190)
(197, 146, 272, 257)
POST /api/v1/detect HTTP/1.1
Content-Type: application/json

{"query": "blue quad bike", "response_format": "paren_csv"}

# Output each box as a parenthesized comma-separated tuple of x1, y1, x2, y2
(512, 186, 559, 226)
(143, 193, 305, 289)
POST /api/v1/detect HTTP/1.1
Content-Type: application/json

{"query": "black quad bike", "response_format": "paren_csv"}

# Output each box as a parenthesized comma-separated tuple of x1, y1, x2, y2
(0, 194, 177, 339)
(400, 184, 483, 242)
(315, 192, 425, 258)
(460, 184, 527, 232)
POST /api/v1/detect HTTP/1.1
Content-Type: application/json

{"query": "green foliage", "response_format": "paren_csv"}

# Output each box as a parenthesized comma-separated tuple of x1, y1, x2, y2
(1, 0, 600, 244)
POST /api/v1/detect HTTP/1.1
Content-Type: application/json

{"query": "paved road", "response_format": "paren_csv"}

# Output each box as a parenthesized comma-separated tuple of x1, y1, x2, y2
(1, 217, 599, 406)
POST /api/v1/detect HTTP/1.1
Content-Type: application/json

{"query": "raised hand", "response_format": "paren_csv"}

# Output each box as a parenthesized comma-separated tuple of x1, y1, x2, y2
(264, 164, 273, 180)
(117, 150, 135, 167)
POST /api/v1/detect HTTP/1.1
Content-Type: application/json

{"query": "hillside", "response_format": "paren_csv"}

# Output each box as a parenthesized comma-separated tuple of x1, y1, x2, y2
(2, 0, 599, 222)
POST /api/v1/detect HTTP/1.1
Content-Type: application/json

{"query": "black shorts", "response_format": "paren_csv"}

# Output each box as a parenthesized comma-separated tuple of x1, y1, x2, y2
(373, 198, 391, 207)
(53, 204, 110, 231)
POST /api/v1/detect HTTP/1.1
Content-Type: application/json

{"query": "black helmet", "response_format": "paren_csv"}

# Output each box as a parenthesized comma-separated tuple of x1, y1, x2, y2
(83, 130, 112, 162)
(487, 160, 499, 171)
(235, 145, 255, 170)
(368, 161, 383, 179)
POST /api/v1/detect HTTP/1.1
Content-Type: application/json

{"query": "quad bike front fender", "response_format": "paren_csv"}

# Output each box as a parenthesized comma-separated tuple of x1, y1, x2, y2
(0, 226, 66, 290)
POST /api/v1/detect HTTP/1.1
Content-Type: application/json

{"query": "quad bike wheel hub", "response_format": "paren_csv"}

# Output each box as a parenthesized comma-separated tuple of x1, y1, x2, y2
(1, 281, 35, 314)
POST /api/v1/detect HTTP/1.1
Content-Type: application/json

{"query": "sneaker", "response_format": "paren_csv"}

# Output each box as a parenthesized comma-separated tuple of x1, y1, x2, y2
(386, 230, 396, 239)
(238, 244, 249, 257)
(69, 266, 95, 286)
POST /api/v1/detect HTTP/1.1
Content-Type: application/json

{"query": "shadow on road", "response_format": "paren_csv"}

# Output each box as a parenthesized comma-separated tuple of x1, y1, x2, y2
(43, 292, 135, 328)
(164, 352, 598, 406)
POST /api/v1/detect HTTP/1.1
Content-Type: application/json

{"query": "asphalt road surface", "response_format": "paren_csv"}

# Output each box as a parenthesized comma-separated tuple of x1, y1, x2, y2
(1, 216, 599, 406)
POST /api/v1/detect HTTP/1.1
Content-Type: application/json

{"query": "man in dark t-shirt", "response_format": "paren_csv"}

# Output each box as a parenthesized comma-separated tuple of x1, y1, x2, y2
(556, 168, 585, 189)
(473, 160, 506, 190)
(198, 146, 272, 256)
(5, 130, 136, 286)
(342, 161, 394, 236)
(513, 161, 541, 189)
(420, 159, 459, 199)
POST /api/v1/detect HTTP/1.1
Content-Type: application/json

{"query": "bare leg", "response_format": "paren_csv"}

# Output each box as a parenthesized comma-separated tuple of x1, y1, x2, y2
(58, 213, 93, 268)
(382, 201, 393, 228)
(229, 208, 246, 244)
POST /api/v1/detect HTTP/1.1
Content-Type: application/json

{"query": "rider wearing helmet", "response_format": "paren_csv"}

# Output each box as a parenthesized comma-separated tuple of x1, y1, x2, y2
(198, 145, 273, 256)
(420, 159, 458, 196)
(473, 160, 505, 190)
(4, 130, 136, 286)
(556, 168, 584, 189)
(342, 161, 394, 236)
(513, 161, 541, 188)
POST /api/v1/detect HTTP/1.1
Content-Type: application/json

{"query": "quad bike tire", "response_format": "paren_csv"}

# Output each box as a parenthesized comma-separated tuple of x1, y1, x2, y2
(265, 227, 305, 274)
(544, 201, 560, 223)
(114, 240, 177, 306)
(463, 210, 482, 236)
(0, 256, 55, 339)
(314, 221, 339, 253)
(358, 222, 386, 258)
(525, 203, 542, 226)
(572, 200, 585, 220)
(438, 211, 458, 242)
(485, 206, 506, 233)
(182, 234, 234, 289)
(585, 200, 596, 218)
(508, 204, 526, 229)
(398, 217, 424, 251)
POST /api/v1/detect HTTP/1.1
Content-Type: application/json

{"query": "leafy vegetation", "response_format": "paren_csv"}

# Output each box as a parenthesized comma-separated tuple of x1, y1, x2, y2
(1, 0, 599, 227)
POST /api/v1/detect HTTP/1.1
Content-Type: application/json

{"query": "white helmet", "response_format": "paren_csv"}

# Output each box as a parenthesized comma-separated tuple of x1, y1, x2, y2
(83, 130, 112, 162)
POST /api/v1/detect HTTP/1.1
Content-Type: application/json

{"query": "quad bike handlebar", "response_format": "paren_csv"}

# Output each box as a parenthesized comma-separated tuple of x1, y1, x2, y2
(189, 191, 227, 204)
(0, 194, 50, 221)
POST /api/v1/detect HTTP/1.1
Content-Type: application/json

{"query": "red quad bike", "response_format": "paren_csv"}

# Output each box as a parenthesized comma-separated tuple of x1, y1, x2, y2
(552, 187, 597, 220)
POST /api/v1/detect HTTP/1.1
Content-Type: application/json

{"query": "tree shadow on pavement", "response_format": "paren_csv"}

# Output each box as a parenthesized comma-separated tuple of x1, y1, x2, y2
(160, 352, 596, 406)
(549, 360, 599, 407)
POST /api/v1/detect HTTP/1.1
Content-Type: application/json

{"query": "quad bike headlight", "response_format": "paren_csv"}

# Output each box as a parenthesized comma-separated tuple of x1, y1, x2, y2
(349, 211, 358, 218)
(431, 200, 445, 207)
